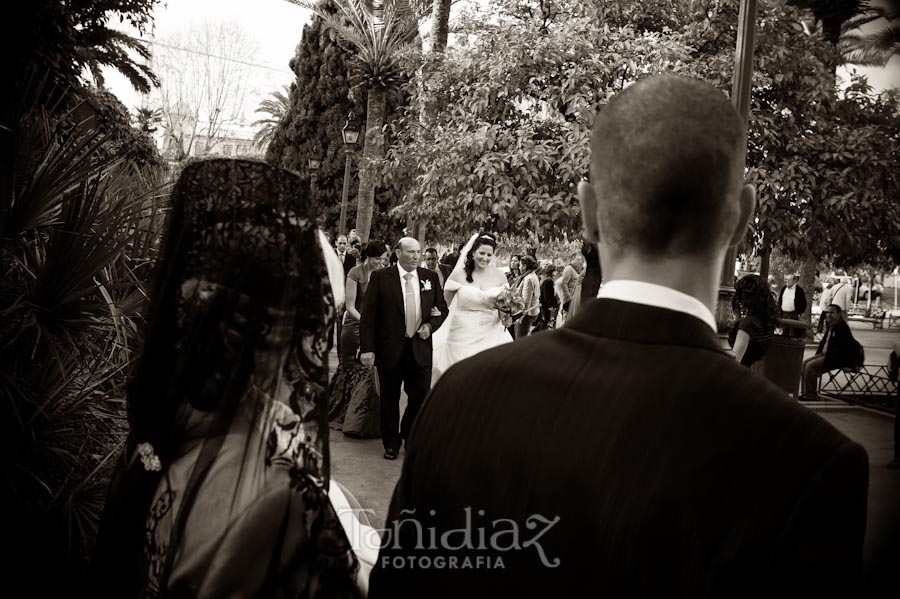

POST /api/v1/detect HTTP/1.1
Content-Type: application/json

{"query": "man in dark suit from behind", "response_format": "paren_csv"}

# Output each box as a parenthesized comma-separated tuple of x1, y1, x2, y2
(369, 74, 868, 598)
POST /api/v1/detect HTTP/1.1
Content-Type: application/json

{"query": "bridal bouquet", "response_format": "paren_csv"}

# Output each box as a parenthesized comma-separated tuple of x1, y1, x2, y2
(494, 288, 526, 328)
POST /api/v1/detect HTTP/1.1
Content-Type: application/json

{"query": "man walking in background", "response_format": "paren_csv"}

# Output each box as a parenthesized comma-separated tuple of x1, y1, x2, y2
(359, 238, 448, 460)
(778, 273, 807, 320)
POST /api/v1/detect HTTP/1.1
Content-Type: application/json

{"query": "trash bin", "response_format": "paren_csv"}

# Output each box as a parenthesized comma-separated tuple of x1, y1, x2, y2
(757, 318, 809, 399)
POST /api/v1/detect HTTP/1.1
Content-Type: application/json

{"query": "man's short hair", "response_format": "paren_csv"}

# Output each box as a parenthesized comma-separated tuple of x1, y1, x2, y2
(591, 74, 746, 258)
(424, 247, 438, 257)
(336, 235, 348, 243)
(829, 304, 843, 314)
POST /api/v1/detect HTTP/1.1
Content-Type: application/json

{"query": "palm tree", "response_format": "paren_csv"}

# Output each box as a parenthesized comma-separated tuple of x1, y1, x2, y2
(76, 26, 160, 93)
(841, 1, 900, 65)
(430, 0, 453, 52)
(288, 0, 420, 242)
(252, 86, 292, 150)
(787, 0, 900, 63)
(133, 107, 162, 135)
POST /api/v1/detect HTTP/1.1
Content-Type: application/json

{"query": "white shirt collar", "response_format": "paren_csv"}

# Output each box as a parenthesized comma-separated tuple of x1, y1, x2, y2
(397, 263, 418, 281)
(596, 280, 717, 333)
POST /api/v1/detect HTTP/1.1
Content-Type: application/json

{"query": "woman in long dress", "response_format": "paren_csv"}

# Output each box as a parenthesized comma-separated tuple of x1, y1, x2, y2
(432, 233, 513, 382)
(328, 240, 388, 437)
(88, 159, 365, 597)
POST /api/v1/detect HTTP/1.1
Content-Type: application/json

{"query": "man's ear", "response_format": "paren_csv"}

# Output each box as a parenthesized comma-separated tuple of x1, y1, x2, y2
(578, 180, 600, 243)
(728, 184, 756, 248)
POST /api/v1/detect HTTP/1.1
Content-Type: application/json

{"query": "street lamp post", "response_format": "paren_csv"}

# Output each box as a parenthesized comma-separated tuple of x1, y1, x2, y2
(308, 155, 321, 198)
(716, 0, 759, 332)
(339, 113, 360, 236)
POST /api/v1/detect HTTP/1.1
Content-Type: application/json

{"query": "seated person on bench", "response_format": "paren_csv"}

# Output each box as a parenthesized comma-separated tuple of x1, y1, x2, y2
(801, 304, 863, 401)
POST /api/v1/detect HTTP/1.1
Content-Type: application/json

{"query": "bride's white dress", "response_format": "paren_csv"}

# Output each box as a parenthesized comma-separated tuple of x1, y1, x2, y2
(432, 279, 513, 383)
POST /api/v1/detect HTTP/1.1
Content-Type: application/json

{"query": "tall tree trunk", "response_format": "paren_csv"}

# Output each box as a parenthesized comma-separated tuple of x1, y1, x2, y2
(355, 87, 387, 243)
(799, 255, 818, 337)
(409, 1, 453, 246)
(431, 0, 452, 53)
(759, 234, 771, 281)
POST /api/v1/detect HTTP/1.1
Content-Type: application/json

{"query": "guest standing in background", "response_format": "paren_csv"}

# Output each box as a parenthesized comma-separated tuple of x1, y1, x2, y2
(558, 258, 581, 322)
(777, 273, 807, 320)
(437, 251, 454, 283)
(506, 254, 521, 286)
(535, 263, 559, 332)
(505, 254, 523, 337)
(328, 241, 389, 437)
(335, 235, 351, 274)
(580, 234, 602, 304)
(514, 255, 540, 339)
(423, 247, 445, 288)
(728, 274, 778, 368)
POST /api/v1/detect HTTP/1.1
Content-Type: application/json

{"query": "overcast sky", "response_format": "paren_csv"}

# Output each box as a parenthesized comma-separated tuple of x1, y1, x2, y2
(104, 0, 312, 114)
(104, 0, 898, 118)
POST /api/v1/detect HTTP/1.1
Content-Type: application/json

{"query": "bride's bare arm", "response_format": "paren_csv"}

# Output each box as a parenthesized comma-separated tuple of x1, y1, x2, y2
(445, 271, 465, 305)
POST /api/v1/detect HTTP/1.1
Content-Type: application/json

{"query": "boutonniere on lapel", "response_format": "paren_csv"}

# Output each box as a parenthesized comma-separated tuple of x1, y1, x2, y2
(421, 279, 433, 292)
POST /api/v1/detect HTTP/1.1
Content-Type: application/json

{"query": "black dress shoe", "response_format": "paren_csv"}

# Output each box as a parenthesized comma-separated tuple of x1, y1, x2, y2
(383, 448, 398, 460)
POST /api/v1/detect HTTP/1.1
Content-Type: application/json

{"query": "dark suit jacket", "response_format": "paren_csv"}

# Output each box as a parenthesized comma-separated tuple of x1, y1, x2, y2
(369, 299, 868, 598)
(817, 319, 861, 371)
(341, 252, 357, 274)
(778, 284, 807, 315)
(438, 262, 453, 283)
(579, 241, 602, 304)
(359, 266, 448, 369)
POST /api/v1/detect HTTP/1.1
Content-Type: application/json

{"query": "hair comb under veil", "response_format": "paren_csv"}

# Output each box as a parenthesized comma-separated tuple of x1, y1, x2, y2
(89, 159, 359, 597)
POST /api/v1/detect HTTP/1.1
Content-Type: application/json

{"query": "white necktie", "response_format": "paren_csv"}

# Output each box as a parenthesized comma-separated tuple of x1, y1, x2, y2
(404, 273, 417, 337)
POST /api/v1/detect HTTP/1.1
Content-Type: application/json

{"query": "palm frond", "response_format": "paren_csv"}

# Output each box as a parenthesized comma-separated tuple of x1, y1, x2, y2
(288, 0, 421, 89)
(841, 17, 900, 65)
(8, 106, 120, 239)
(74, 26, 159, 92)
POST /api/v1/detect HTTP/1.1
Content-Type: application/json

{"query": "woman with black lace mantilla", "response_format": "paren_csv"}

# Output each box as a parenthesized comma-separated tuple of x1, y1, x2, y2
(89, 160, 375, 597)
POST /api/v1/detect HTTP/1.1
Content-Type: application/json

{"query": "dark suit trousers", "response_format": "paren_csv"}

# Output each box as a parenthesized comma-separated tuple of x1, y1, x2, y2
(378, 338, 431, 451)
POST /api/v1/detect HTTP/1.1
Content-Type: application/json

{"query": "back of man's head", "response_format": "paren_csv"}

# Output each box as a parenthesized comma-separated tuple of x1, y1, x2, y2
(588, 74, 747, 261)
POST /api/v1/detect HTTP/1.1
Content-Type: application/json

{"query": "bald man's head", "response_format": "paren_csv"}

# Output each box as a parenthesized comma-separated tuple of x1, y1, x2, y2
(395, 237, 422, 272)
(582, 74, 749, 260)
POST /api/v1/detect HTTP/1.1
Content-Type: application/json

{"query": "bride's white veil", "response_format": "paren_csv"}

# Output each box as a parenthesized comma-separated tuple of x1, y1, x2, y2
(449, 233, 481, 281)
(431, 233, 479, 382)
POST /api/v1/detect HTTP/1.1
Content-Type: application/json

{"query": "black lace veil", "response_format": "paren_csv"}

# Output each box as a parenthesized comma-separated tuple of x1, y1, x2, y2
(90, 159, 356, 597)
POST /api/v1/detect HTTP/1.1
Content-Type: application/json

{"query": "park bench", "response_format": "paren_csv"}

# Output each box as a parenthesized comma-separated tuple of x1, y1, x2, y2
(818, 364, 898, 413)
(845, 305, 886, 329)
(846, 314, 884, 329)
(888, 312, 900, 329)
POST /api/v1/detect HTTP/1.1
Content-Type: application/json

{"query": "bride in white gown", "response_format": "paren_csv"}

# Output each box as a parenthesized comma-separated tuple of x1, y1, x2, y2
(432, 233, 513, 383)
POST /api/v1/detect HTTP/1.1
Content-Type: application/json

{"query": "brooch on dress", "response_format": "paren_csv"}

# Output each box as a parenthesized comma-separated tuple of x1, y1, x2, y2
(137, 442, 162, 472)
